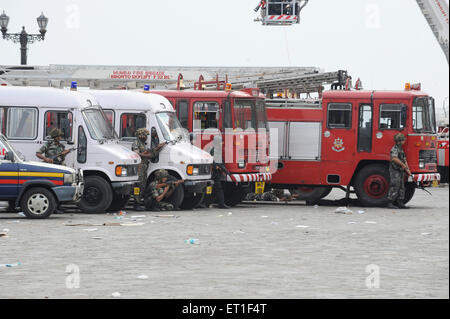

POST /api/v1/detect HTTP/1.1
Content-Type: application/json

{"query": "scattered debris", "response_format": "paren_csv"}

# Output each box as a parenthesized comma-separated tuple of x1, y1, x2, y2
(121, 223, 145, 227)
(347, 222, 357, 224)
(227, 212, 233, 216)
(232, 230, 245, 234)
(152, 215, 179, 218)
(184, 238, 200, 245)
(364, 221, 377, 224)
(83, 228, 98, 232)
(296, 225, 310, 228)
(0, 262, 22, 268)
(111, 292, 121, 298)
(17, 212, 25, 217)
(314, 205, 319, 209)
(421, 233, 432, 236)
(261, 215, 269, 218)
(65, 223, 121, 227)
(137, 275, 149, 280)
(0, 229, 9, 237)
(335, 207, 353, 214)
(91, 237, 102, 240)
(131, 215, 146, 219)
(357, 210, 366, 214)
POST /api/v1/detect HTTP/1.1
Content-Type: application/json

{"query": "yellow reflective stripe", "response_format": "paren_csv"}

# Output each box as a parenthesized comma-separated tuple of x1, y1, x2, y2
(0, 172, 19, 177)
(18, 172, 64, 178)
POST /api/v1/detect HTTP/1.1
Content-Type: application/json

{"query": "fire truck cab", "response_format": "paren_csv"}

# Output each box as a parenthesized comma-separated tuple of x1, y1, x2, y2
(267, 87, 441, 206)
(151, 87, 272, 206)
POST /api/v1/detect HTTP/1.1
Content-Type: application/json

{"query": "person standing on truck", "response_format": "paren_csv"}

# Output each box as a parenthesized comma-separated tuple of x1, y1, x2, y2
(148, 169, 184, 211)
(36, 128, 71, 165)
(387, 133, 412, 209)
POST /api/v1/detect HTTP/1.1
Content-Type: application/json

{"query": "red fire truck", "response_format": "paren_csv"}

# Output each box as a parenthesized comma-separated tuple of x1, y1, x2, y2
(437, 126, 449, 183)
(151, 79, 272, 206)
(266, 84, 441, 206)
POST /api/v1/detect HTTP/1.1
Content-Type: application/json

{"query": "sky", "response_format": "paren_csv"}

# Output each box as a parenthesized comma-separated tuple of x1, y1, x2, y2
(0, 0, 449, 119)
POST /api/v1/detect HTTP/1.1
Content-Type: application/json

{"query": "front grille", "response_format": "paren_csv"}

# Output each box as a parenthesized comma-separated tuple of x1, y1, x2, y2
(419, 150, 437, 164)
(126, 165, 139, 177)
(197, 164, 212, 176)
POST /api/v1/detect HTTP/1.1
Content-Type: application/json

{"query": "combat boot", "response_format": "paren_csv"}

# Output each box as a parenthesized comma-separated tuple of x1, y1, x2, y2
(395, 200, 409, 209)
(386, 202, 398, 209)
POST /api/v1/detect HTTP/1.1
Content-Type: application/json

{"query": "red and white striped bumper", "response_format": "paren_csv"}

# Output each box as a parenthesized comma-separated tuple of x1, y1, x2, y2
(268, 15, 298, 21)
(227, 173, 272, 183)
(408, 173, 441, 182)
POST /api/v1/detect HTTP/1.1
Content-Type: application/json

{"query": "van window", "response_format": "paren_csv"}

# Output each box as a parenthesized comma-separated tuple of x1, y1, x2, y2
(7, 108, 38, 139)
(327, 103, 352, 129)
(193, 102, 219, 130)
(379, 104, 406, 130)
(44, 111, 73, 140)
(77, 126, 87, 163)
(120, 113, 146, 138)
(0, 108, 5, 135)
(103, 110, 115, 126)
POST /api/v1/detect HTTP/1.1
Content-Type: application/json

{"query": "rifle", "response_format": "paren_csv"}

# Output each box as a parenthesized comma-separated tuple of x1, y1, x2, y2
(48, 148, 77, 164)
(158, 179, 185, 189)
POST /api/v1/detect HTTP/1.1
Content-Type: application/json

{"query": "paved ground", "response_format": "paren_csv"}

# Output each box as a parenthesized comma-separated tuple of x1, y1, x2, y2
(0, 186, 448, 299)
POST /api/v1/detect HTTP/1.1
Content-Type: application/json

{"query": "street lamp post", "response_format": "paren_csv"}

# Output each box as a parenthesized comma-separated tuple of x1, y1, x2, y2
(0, 11, 48, 65)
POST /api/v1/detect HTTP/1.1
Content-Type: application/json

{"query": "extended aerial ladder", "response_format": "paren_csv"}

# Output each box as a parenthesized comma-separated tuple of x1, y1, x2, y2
(254, 0, 449, 63)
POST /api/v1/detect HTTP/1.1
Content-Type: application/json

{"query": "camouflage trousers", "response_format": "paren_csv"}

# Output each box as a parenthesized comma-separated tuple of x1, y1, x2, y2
(152, 201, 174, 211)
(387, 168, 405, 202)
(133, 164, 148, 204)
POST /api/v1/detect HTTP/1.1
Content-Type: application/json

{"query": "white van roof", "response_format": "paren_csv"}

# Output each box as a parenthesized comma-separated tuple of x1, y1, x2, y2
(0, 86, 98, 109)
(88, 90, 175, 114)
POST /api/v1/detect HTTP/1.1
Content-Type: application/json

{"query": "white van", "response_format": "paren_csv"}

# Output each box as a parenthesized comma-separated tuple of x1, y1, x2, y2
(0, 86, 141, 213)
(89, 90, 213, 209)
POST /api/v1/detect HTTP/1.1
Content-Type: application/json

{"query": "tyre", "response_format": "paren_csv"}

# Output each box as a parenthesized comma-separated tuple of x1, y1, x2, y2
(20, 187, 56, 219)
(224, 183, 248, 207)
(289, 186, 332, 202)
(180, 192, 205, 210)
(144, 174, 184, 210)
(354, 164, 391, 207)
(78, 176, 113, 214)
(403, 183, 416, 204)
(108, 195, 131, 212)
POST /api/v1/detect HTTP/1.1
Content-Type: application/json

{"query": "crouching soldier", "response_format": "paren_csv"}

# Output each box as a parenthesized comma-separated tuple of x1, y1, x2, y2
(148, 169, 184, 211)
(387, 133, 412, 209)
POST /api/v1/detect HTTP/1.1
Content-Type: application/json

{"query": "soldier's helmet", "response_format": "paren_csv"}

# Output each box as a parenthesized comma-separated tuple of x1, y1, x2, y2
(155, 169, 169, 180)
(50, 128, 64, 138)
(394, 133, 406, 143)
(136, 128, 150, 138)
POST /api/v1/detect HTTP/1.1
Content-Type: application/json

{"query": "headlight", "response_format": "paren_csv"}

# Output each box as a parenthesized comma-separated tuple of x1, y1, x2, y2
(115, 166, 128, 177)
(419, 160, 425, 169)
(186, 165, 199, 176)
(64, 173, 75, 184)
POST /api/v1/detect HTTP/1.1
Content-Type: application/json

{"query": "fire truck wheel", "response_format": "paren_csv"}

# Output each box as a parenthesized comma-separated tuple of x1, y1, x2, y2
(289, 186, 332, 202)
(78, 176, 113, 214)
(180, 192, 205, 210)
(403, 183, 416, 205)
(354, 165, 390, 207)
(224, 184, 248, 207)
(108, 195, 131, 212)
(20, 187, 56, 219)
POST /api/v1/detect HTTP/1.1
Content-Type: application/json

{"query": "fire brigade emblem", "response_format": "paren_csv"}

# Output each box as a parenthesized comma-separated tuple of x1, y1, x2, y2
(332, 138, 345, 152)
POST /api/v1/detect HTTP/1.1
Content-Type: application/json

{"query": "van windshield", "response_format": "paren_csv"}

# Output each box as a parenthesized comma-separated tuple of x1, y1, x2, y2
(156, 112, 188, 142)
(82, 107, 118, 141)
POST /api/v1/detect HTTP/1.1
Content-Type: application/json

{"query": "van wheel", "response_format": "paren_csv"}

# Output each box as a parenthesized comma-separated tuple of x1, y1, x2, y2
(224, 184, 248, 207)
(108, 195, 131, 212)
(144, 175, 184, 210)
(354, 164, 390, 207)
(20, 187, 56, 219)
(180, 192, 205, 210)
(78, 176, 113, 214)
(403, 183, 416, 204)
(289, 186, 332, 203)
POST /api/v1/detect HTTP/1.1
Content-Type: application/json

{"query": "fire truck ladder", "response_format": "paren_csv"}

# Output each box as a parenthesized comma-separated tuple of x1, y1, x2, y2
(416, 0, 449, 63)
(255, 0, 309, 26)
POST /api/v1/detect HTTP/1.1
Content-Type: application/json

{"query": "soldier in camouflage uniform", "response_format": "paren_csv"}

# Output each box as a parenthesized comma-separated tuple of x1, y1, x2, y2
(387, 133, 412, 209)
(131, 128, 166, 210)
(36, 128, 70, 165)
(147, 169, 184, 211)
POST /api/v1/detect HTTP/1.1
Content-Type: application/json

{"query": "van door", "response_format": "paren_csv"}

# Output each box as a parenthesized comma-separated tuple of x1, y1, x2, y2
(0, 139, 18, 199)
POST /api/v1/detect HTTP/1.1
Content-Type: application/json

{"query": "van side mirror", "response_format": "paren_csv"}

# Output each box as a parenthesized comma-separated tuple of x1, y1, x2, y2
(5, 151, 15, 162)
